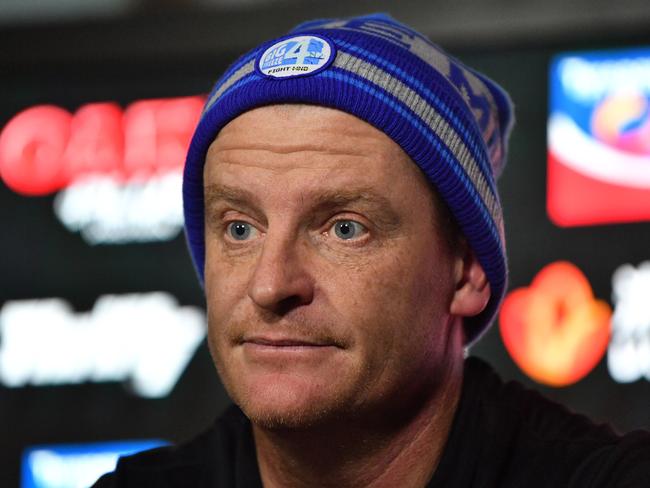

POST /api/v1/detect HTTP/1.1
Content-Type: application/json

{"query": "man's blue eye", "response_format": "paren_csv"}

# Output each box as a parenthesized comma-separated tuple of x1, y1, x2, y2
(333, 220, 366, 240)
(228, 221, 253, 240)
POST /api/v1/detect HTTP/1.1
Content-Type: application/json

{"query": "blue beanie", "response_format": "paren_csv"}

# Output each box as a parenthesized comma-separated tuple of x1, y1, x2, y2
(183, 13, 514, 345)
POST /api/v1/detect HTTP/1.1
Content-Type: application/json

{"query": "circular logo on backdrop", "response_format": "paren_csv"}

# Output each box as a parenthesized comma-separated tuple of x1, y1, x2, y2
(591, 91, 650, 156)
(257, 35, 336, 79)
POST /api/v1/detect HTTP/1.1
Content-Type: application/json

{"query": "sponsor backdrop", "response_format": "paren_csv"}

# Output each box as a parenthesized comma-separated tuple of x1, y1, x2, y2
(1, 28, 649, 488)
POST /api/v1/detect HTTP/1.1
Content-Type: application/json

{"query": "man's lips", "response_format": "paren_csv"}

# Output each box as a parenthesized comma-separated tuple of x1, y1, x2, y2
(242, 336, 337, 348)
(237, 335, 344, 365)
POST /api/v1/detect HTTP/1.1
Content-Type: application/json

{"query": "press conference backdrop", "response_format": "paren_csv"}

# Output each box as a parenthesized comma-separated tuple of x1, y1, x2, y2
(2, 17, 650, 488)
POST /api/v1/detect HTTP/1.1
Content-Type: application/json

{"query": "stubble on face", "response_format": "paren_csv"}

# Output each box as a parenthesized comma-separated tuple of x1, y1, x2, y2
(207, 306, 360, 429)
(202, 104, 462, 431)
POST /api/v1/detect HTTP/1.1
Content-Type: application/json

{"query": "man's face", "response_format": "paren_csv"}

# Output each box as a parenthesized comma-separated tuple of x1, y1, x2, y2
(203, 105, 464, 429)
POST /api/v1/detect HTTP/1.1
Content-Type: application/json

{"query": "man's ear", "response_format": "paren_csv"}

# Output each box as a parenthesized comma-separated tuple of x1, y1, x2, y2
(449, 243, 491, 317)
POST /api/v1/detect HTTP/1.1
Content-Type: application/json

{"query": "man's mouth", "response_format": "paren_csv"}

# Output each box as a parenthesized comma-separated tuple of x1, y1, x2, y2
(239, 335, 342, 356)
(243, 336, 334, 348)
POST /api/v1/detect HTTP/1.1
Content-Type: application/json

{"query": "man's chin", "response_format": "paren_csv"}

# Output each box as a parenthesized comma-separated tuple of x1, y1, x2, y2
(234, 375, 352, 431)
(244, 403, 335, 431)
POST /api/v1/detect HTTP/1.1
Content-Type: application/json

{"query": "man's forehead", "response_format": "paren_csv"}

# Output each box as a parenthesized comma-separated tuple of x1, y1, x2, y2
(222, 103, 353, 125)
(212, 104, 400, 152)
(204, 104, 418, 182)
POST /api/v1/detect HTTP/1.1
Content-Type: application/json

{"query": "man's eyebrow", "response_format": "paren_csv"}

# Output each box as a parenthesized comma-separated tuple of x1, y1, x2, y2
(205, 184, 260, 209)
(309, 188, 391, 209)
(309, 189, 402, 230)
(204, 184, 267, 225)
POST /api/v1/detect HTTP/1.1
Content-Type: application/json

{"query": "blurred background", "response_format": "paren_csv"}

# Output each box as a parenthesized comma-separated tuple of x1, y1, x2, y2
(1, 0, 650, 486)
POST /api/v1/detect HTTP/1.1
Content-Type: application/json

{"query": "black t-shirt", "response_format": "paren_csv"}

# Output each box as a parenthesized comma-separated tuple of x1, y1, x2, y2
(93, 358, 650, 487)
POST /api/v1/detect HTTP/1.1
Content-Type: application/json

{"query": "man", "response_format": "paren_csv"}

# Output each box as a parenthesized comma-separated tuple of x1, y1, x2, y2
(94, 13, 650, 487)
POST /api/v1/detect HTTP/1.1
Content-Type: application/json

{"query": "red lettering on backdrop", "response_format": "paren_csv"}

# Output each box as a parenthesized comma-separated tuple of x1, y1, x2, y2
(0, 96, 205, 195)
(62, 103, 124, 182)
(0, 106, 72, 195)
(156, 97, 205, 173)
(123, 100, 159, 180)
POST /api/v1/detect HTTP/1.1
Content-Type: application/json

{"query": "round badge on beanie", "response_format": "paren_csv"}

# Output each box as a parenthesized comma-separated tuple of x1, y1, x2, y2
(257, 34, 336, 78)
(183, 13, 514, 346)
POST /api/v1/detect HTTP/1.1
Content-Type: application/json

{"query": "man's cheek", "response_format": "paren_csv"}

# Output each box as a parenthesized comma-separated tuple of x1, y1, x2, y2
(206, 268, 249, 317)
(205, 321, 228, 389)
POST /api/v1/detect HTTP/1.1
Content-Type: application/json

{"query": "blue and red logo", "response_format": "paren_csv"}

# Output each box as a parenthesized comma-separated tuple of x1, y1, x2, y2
(548, 48, 650, 226)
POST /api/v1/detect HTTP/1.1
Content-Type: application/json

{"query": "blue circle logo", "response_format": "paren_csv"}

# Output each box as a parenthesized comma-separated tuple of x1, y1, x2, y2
(257, 35, 335, 79)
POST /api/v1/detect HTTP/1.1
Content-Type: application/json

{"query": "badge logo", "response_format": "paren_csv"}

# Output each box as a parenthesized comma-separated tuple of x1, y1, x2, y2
(258, 35, 335, 79)
(547, 48, 650, 227)
(499, 261, 611, 387)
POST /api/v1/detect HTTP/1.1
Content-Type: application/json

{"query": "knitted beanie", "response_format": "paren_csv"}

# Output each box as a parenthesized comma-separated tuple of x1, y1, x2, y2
(183, 13, 514, 345)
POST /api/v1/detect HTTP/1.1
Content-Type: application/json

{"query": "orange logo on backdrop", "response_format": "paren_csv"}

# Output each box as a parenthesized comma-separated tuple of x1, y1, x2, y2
(499, 261, 612, 387)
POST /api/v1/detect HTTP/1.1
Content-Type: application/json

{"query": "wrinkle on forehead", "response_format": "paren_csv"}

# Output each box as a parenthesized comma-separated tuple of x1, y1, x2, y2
(207, 154, 374, 179)
(208, 104, 405, 165)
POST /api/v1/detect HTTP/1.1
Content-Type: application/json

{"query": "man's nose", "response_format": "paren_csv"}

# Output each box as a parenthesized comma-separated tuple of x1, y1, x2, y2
(247, 233, 314, 313)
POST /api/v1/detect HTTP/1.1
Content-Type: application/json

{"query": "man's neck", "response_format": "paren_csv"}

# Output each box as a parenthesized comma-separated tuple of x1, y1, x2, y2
(252, 354, 464, 488)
